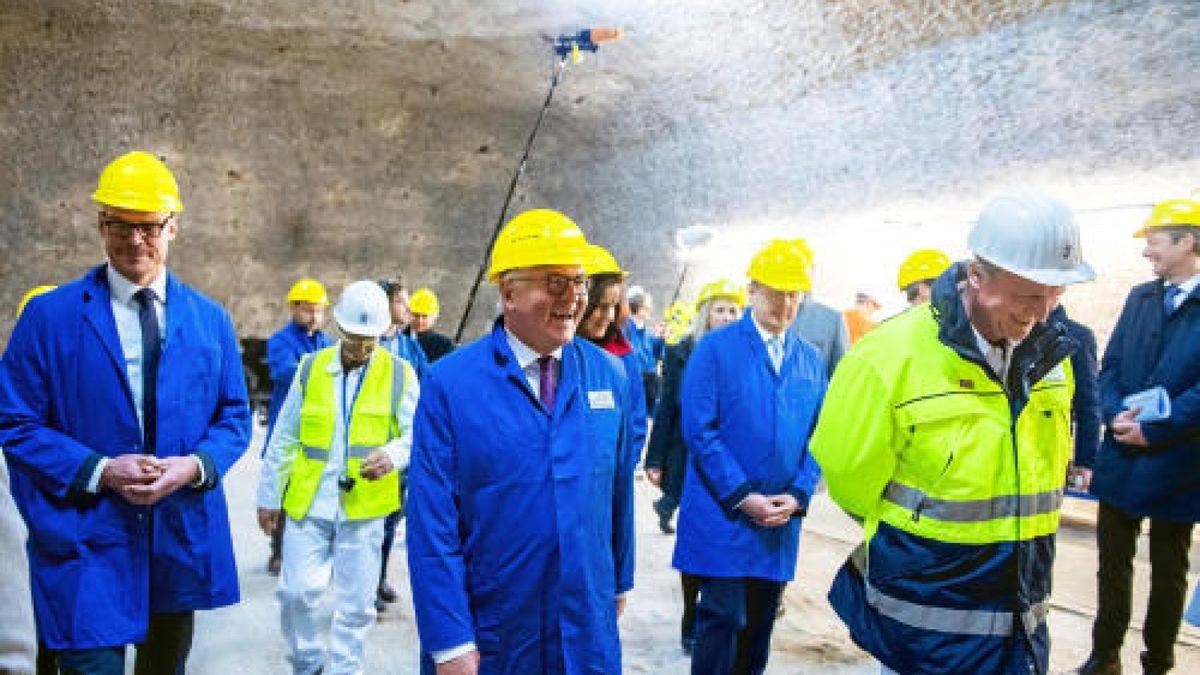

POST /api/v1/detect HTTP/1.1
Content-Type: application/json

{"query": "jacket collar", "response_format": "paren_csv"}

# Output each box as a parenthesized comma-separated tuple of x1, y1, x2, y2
(489, 317, 579, 415)
(930, 262, 1076, 410)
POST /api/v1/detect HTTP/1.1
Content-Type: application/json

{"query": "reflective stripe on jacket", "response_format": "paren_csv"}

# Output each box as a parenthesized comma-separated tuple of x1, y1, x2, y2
(283, 347, 408, 521)
(810, 263, 1077, 674)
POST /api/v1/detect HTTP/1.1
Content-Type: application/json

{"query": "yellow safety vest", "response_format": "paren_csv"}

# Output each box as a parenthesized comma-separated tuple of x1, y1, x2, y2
(811, 302, 1074, 641)
(282, 346, 409, 521)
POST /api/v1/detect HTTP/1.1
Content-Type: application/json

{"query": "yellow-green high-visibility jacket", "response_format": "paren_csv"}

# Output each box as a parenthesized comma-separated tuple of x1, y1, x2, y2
(282, 346, 410, 521)
(810, 268, 1077, 675)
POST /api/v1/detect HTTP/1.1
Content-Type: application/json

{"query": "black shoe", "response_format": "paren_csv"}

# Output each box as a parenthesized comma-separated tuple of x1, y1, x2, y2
(1072, 652, 1121, 675)
(267, 554, 282, 576)
(378, 581, 398, 603)
(653, 499, 675, 534)
(375, 597, 387, 613)
(681, 637, 693, 656)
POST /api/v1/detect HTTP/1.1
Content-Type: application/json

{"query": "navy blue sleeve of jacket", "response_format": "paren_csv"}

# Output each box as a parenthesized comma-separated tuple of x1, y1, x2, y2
(644, 344, 686, 469)
(1098, 294, 1134, 427)
(1143, 375, 1200, 447)
(406, 370, 475, 652)
(1069, 322, 1101, 467)
(192, 308, 254, 487)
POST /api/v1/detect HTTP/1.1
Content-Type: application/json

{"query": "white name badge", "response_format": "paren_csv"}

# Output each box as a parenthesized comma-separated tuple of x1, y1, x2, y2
(1042, 362, 1067, 383)
(588, 390, 616, 410)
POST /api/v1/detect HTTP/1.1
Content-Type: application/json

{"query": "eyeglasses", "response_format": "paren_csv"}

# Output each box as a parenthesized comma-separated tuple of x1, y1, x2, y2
(510, 273, 590, 296)
(101, 215, 173, 240)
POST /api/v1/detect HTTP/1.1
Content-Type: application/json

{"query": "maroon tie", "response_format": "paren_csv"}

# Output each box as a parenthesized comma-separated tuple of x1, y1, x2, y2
(538, 355, 557, 410)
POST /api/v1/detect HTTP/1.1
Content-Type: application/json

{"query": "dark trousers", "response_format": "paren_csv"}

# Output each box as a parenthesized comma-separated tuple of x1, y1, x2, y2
(691, 576, 784, 675)
(1092, 502, 1193, 673)
(379, 468, 409, 585)
(681, 573, 702, 646)
(270, 516, 285, 559)
(642, 371, 661, 417)
(46, 612, 194, 675)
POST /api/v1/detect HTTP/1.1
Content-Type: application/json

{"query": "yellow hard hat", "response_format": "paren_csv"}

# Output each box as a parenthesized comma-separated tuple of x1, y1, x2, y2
(583, 245, 628, 276)
(409, 287, 440, 316)
(747, 240, 812, 292)
(1134, 198, 1200, 237)
(286, 278, 330, 306)
(696, 278, 747, 308)
(487, 209, 592, 282)
(92, 151, 184, 213)
(896, 249, 952, 291)
(663, 300, 691, 322)
(790, 238, 814, 268)
(16, 285, 56, 318)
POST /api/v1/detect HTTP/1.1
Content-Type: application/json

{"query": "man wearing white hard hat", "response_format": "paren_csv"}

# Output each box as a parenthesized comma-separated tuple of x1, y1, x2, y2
(256, 280, 419, 675)
(811, 189, 1095, 674)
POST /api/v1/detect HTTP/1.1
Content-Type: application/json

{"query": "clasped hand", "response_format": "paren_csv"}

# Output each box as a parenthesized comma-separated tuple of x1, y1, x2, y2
(739, 493, 800, 528)
(101, 454, 199, 506)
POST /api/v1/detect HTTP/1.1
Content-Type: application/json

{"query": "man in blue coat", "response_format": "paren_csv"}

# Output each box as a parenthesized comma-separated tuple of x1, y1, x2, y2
(262, 278, 333, 575)
(674, 240, 826, 675)
(0, 151, 252, 675)
(407, 209, 636, 675)
(1076, 197, 1200, 675)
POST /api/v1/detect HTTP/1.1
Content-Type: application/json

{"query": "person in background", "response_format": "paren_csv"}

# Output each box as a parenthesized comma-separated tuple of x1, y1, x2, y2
(644, 278, 745, 656)
(0, 150, 252, 674)
(408, 287, 456, 364)
(842, 291, 881, 344)
(407, 209, 636, 674)
(785, 237, 849, 378)
(675, 241, 826, 675)
(374, 276, 429, 611)
(896, 249, 952, 307)
(1056, 303, 1101, 497)
(263, 278, 333, 575)
(1075, 196, 1200, 675)
(625, 285, 666, 417)
(257, 280, 417, 675)
(811, 189, 1095, 674)
(578, 245, 647, 463)
(663, 300, 695, 347)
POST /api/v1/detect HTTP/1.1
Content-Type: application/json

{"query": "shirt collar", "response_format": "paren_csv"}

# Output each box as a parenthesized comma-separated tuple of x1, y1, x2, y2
(970, 324, 1020, 356)
(750, 314, 784, 345)
(1171, 273, 1200, 296)
(324, 344, 371, 375)
(504, 326, 563, 371)
(106, 264, 167, 305)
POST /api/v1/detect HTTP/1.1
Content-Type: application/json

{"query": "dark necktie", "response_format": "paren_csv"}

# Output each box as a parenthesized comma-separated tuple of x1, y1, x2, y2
(537, 355, 557, 410)
(135, 288, 161, 453)
(1164, 284, 1182, 316)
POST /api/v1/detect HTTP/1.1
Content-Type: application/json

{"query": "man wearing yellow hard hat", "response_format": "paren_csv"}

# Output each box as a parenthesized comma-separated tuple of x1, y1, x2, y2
(1075, 196, 1200, 675)
(407, 208, 636, 673)
(261, 278, 334, 575)
(673, 241, 826, 673)
(0, 151, 252, 673)
(896, 249, 952, 306)
(784, 237, 849, 378)
(408, 287, 456, 363)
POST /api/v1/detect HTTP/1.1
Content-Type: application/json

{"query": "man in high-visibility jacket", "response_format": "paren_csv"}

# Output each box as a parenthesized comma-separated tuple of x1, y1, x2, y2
(407, 209, 636, 675)
(257, 280, 418, 675)
(810, 189, 1096, 674)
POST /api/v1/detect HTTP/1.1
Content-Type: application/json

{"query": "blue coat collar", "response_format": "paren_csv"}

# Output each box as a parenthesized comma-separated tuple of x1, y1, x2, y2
(488, 317, 580, 415)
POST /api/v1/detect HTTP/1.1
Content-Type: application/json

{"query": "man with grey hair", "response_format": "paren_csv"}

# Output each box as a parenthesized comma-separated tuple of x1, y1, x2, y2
(811, 190, 1095, 674)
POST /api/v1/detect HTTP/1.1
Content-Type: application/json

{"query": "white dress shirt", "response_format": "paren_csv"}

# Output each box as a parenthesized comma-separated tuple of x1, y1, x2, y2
(89, 265, 207, 491)
(1167, 273, 1200, 311)
(257, 346, 419, 522)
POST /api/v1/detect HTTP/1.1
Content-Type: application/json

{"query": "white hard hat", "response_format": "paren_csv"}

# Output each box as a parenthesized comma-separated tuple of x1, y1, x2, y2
(967, 189, 1095, 286)
(333, 280, 392, 337)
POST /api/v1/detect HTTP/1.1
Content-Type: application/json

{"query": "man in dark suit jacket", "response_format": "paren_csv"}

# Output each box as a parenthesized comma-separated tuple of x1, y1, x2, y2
(1076, 197, 1200, 675)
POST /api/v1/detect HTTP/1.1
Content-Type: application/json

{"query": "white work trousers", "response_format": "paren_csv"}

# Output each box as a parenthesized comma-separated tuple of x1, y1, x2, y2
(279, 515, 385, 675)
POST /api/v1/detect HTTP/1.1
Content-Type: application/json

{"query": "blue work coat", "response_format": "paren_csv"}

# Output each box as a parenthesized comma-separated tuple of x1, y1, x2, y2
(407, 319, 635, 674)
(1091, 279, 1200, 522)
(673, 312, 826, 581)
(0, 266, 252, 649)
(615, 348, 647, 466)
(264, 321, 332, 443)
(623, 322, 664, 375)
